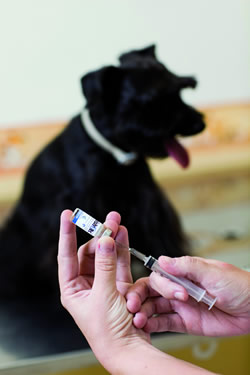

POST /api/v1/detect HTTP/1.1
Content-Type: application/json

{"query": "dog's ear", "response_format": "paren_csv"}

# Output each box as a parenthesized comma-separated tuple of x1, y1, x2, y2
(177, 76, 197, 90)
(81, 66, 122, 108)
(119, 44, 156, 65)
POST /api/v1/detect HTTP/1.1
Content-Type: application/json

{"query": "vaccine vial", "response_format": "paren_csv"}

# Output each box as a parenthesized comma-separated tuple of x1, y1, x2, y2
(71, 208, 112, 237)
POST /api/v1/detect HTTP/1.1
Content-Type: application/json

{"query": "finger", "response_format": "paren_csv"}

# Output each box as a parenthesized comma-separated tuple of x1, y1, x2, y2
(144, 313, 186, 334)
(132, 311, 148, 329)
(77, 239, 98, 276)
(58, 210, 79, 285)
(115, 225, 133, 283)
(149, 272, 188, 302)
(139, 296, 173, 318)
(134, 297, 186, 333)
(104, 211, 121, 239)
(105, 211, 121, 227)
(158, 255, 216, 286)
(126, 277, 159, 314)
(78, 210, 121, 262)
(78, 214, 119, 276)
(92, 236, 117, 296)
(133, 296, 173, 329)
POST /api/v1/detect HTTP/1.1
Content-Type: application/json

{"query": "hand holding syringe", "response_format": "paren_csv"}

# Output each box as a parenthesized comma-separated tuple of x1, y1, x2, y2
(71, 208, 217, 310)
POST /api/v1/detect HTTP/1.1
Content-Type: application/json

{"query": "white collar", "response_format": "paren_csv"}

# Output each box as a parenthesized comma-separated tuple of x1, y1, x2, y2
(81, 109, 138, 166)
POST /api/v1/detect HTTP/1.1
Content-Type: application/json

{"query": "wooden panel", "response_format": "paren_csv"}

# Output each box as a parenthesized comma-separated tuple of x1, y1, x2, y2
(0, 102, 249, 208)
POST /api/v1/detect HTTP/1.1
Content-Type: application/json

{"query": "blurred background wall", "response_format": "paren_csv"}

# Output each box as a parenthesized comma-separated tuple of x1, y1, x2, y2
(0, 0, 249, 128)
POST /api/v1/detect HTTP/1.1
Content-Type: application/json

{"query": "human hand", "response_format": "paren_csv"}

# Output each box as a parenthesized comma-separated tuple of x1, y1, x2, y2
(58, 210, 150, 371)
(127, 256, 250, 337)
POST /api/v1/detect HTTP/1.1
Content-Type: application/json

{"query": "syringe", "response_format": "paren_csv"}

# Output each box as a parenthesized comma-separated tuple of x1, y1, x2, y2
(126, 247, 217, 309)
(71, 208, 217, 310)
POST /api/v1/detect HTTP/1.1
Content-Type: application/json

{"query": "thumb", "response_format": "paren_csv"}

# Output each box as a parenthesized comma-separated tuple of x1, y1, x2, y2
(93, 236, 117, 295)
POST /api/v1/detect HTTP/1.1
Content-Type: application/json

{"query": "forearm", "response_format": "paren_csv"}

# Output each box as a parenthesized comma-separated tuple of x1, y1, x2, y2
(97, 340, 217, 375)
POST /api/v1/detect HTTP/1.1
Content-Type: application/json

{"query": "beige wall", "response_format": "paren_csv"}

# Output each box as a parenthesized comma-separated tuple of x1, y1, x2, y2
(0, 0, 249, 128)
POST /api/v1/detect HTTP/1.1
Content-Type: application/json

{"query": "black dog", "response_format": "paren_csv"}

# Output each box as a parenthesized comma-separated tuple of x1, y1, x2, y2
(0, 44, 205, 300)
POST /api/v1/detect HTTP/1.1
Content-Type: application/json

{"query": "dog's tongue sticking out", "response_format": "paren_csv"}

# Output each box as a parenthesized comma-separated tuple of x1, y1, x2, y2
(165, 139, 190, 168)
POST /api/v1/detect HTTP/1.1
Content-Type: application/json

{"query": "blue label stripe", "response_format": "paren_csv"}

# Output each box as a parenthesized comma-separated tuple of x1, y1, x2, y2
(72, 210, 82, 224)
(72, 216, 78, 224)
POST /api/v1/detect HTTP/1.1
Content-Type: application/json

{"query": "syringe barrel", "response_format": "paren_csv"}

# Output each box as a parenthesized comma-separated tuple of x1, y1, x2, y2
(148, 258, 216, 309)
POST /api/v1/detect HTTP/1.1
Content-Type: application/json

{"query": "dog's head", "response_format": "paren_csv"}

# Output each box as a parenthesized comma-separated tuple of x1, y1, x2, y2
(81, 44, 205, 168)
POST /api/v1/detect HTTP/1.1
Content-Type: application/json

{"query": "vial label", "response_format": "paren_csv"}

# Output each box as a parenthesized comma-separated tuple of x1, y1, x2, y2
(71, 208, 104, 237)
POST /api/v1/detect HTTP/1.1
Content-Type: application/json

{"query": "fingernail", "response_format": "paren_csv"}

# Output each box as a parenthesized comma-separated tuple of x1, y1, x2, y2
(174, 292, 185, 301)
(98, 238, 114, 254)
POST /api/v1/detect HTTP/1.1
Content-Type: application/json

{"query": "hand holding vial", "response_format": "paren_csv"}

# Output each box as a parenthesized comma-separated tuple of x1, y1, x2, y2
(58, 209, 250, 375)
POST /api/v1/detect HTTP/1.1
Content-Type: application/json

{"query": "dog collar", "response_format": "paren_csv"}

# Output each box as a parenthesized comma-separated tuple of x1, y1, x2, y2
(81, 109, 138, 166)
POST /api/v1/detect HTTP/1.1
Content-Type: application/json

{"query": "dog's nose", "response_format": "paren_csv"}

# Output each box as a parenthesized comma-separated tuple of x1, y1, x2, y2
(178, 115, 206, 136)
(188, 121, 206, 135)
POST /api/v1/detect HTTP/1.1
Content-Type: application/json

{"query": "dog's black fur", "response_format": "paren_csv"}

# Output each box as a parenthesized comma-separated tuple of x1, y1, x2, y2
(0, 45, 205, 300)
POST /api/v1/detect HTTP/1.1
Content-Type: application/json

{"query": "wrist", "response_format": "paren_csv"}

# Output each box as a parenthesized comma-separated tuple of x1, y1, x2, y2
(106, 340, 156, 375)
(93, 337, 216, 374)
(93, 336, 150, 374)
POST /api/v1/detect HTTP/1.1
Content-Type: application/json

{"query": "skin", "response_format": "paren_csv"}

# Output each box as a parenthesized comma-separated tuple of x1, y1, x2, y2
(126, 256, 250, 337)
(58, 210, 215, 374)
(58, 210, 149, 371)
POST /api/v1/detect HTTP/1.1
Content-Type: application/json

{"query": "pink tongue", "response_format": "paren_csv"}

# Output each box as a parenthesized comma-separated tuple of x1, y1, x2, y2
(165, 138, 190, 168)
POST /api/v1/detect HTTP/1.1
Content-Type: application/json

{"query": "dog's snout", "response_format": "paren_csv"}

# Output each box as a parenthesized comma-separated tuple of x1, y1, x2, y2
(192, 121, 205, 134)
